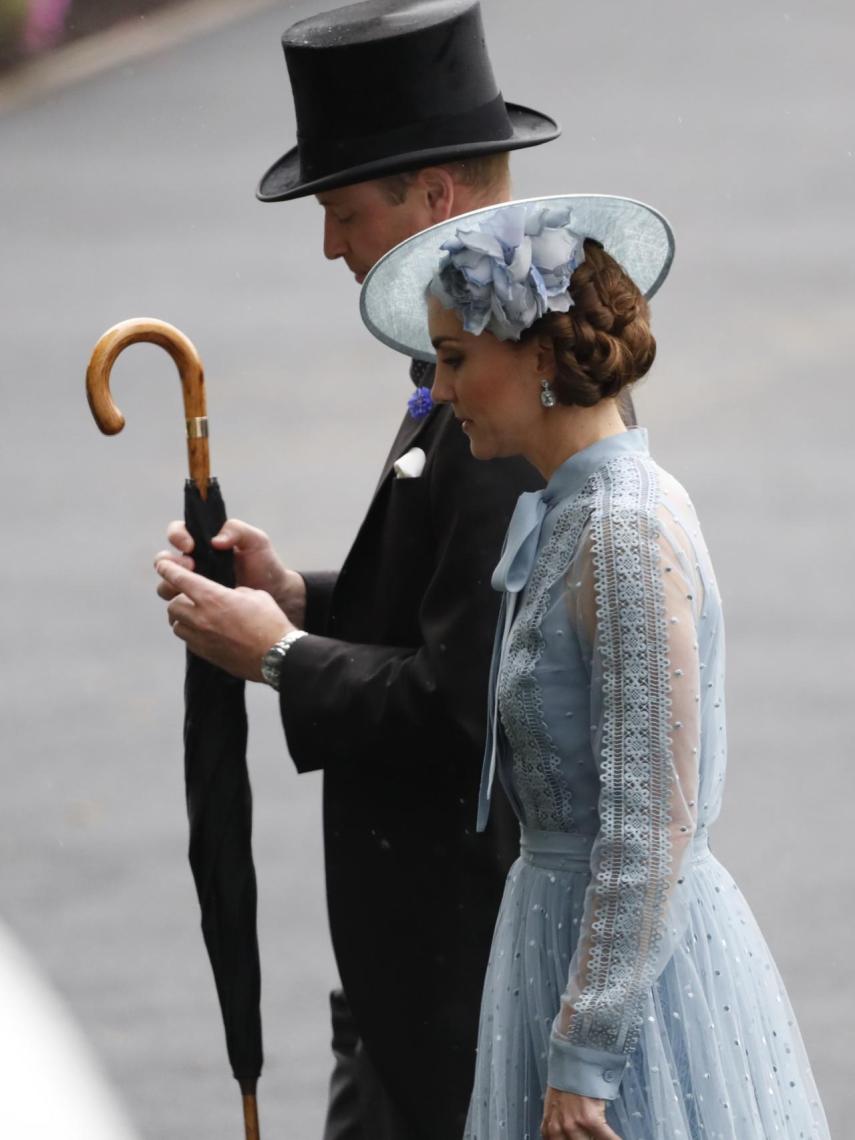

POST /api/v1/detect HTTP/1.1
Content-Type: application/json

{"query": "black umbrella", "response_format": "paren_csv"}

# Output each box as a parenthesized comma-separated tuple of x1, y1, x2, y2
(86, 317, 262, 1140)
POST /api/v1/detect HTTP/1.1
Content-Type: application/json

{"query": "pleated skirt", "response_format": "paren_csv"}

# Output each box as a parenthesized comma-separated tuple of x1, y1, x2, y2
(464, 828, 830, 1140)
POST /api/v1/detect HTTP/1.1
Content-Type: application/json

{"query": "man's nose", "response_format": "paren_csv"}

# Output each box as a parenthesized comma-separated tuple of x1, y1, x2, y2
(323, 216, 347, 261)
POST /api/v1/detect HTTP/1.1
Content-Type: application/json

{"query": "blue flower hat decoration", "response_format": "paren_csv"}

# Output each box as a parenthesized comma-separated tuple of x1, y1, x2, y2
(430, 203, 585, 342)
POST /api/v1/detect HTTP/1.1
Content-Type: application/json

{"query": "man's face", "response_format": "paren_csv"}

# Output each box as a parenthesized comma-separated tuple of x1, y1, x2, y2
(316, 180, 436, 284)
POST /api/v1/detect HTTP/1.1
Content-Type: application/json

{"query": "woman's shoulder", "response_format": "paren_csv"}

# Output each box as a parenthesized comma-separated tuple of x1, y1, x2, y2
(545, 448, 701, 543)
(552, 455, 703, 558)
(588, 453, 699, 519)
(651, 461, 703, 528)
(578, 450, 664, 517)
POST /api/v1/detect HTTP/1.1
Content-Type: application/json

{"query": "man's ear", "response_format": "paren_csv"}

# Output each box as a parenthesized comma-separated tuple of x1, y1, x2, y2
(418, 166, 456, 222)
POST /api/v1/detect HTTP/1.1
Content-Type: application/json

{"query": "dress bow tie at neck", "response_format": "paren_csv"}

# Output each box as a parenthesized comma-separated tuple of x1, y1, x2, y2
(490, 431, 652, 596)
(491, 491, 549, 594)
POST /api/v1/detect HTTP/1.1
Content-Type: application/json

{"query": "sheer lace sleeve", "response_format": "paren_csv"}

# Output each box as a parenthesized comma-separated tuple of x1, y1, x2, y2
(548, 464, 702, 1099)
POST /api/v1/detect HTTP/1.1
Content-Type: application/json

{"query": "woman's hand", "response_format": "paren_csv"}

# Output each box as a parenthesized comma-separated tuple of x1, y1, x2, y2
(541, 1087, 622, 1140)
(155, 517, 307, 625)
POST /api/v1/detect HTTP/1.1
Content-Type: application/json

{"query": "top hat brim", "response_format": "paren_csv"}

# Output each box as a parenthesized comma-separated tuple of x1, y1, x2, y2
(255, 102, 559, 203)
(359, 194, 676, 363)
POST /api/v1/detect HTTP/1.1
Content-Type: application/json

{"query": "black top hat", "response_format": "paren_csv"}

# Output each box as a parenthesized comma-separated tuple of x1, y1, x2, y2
(256, 0, 560, 203)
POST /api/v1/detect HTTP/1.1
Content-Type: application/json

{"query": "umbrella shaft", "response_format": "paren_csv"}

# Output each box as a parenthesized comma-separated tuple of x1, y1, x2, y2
(242, 1091, 260, 1140)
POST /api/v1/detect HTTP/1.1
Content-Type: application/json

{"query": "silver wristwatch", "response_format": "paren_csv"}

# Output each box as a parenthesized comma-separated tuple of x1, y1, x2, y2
(261, 629, 308, 690)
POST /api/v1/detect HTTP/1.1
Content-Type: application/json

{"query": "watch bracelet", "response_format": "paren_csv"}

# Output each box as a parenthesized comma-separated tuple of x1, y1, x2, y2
(262, 629, 307, 689)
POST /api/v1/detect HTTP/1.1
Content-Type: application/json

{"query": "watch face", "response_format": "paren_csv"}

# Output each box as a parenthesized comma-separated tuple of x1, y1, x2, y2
(261, 645, 285, 688)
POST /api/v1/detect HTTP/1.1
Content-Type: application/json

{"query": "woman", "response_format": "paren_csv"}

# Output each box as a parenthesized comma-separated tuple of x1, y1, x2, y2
(360, 197, 830, 1140)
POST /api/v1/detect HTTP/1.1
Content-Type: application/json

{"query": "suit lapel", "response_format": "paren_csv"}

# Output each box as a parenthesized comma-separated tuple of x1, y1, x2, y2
(373, 360, 438, 493)
(332, 364, 440, 620)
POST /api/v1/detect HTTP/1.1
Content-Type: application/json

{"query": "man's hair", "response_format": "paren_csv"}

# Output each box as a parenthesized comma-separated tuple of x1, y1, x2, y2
(378, 152, 511, 205)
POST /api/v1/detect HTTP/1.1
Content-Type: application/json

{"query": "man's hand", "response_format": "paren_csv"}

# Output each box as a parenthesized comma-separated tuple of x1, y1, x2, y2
(155, 518, 307, 626)
(155, 560, 293, 682)
(541, 1087, 621, 1140)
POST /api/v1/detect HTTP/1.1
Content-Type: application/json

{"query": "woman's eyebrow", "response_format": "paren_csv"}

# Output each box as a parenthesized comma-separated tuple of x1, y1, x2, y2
(432, 336, 461, 349)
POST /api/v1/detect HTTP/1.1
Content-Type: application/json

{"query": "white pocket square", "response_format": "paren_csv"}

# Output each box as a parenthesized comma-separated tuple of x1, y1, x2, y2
(394, 446, 426, 479)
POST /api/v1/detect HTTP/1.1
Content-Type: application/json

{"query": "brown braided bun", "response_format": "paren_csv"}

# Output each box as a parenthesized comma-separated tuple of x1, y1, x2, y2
(523, 239, 656, 406)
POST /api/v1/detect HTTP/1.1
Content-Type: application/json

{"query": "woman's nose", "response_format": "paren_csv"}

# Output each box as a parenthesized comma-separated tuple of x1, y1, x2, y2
(430, 367, 454, 405)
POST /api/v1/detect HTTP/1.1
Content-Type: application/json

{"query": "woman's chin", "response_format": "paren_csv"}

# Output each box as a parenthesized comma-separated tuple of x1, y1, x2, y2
(468, 433, 512, 463)
(468, 437, 494, 461)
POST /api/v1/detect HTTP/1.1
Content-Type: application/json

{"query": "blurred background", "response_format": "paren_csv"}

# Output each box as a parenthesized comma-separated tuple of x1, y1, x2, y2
(0, 0, 852, 1136)
(1, 0, 172, 68)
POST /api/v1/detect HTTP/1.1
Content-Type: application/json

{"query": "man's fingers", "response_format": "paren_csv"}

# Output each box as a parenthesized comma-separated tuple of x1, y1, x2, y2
(212, 518, 268, 551)
(153, 550, 195, 572)
(154, 551, 194, 601)
(166, 594, 192, 622)
(166, 520, 194, 554)
(153, 551, 196, 606)
(156, 559, 218, 604)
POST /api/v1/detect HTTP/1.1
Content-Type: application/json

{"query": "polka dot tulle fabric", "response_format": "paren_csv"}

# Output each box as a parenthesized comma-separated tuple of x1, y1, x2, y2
(467, 429, 829, 1139)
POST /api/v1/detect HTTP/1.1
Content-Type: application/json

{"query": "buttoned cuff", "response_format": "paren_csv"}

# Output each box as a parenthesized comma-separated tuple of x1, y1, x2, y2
(547, 1036, 628, 1100)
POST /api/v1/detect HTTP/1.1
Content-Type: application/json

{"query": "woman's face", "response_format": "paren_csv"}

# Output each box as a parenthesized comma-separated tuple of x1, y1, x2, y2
(428, 296, 546, 461)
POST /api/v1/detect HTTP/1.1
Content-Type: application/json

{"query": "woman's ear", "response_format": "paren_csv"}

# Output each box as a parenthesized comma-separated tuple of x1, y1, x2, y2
(535, 334, 557, 382)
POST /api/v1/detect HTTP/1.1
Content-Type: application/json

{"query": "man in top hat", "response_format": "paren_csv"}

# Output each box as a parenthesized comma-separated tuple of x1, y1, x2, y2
(155, 3, 603, 1136)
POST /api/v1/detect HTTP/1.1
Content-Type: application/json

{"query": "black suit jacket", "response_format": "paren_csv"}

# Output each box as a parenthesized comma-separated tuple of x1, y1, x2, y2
(279, 385, 543, 1139)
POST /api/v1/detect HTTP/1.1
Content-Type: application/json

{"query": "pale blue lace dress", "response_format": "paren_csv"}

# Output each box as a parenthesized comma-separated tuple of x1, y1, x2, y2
(466, 428, 829, 1140)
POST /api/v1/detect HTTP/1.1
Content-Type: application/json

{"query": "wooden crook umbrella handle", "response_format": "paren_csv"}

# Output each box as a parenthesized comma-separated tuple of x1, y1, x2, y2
(86, 317, 211, 497)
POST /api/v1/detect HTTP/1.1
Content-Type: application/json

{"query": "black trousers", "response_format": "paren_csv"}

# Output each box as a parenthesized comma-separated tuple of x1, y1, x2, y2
(322, 989, 411, 1140)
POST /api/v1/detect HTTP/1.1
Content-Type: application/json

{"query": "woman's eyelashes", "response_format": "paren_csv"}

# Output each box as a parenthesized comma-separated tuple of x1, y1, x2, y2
(440, 354, 463, 370)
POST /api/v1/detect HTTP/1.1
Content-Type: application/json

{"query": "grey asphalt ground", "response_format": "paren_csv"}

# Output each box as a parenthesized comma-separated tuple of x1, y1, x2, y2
(1, 1, 853, 1136)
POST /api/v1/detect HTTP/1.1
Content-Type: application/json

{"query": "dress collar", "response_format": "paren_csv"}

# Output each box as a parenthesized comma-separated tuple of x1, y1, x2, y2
(491, 427, 649, 594)
(541, 427, 649, 507)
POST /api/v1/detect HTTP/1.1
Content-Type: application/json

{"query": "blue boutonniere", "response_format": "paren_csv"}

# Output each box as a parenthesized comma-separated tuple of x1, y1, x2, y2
(407, 385, 434, 421)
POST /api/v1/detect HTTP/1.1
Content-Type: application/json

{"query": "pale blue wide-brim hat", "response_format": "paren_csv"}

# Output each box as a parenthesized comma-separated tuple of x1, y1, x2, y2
(360, 194, 675, 363)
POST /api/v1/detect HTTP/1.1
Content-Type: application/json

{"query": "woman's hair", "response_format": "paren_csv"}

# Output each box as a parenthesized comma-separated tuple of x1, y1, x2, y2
(522, 239, 656, 406)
